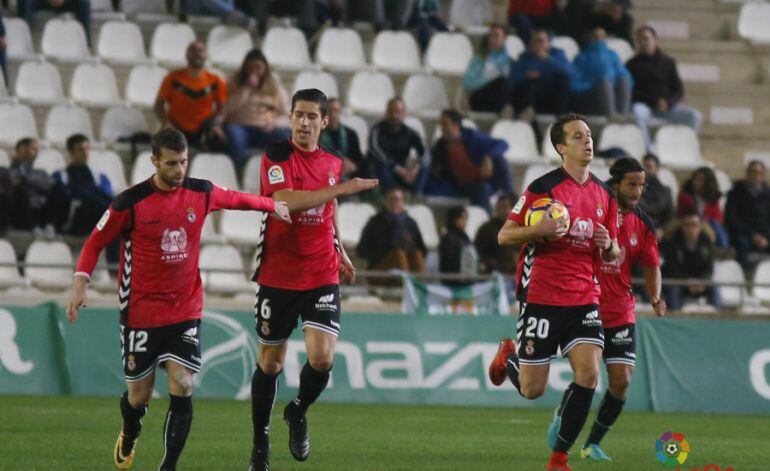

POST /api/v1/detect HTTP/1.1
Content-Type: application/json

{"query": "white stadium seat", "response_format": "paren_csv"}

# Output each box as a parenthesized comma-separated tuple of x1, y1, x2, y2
(450, 0, 493, 35)
(70, 62, 121, 107)
(347, 71, 395, 116)
(25, 240, 73, 291)
(372, 31, 422, 73)
(292, 70, 339, 99)
(656, 166, 680, 202)
(520, 164, 558, 193)
(97, 20, 148, 64)
(89, 149, 128, 194)
(406, 204, 440, 250)
(404, 116, 427, 144)
(4, 17, 36, 61)
(189, 153, 239, 190)
(402, 74, 449, 119)
(654, 125, 704, 170)
(425, 32, 473, 76)
(263, 26, 311, 70)
(552, 36, 580, 61)
(100, 104, 149, 145)
(33, 148, 67, 175)
(41, 17, 91, 62)
(241, 155, 262, 195)
(220, 210, 264, 246)
(592, 165, 611, 182)
(201, 217, 224, 245)
(131, 151, 155, 185)
(714, 168, 733, 195)
(14, 60, 65, 104)
(491, 120, 541, 165)
(505, 35, 525, 60)
(738, 2, 770, 44)
(340, 112, 369, 154)
(316, 28, 366, 71)
(0, 239, 28, 289)
(199, 244, 253, 294)
(206, 25, 253, 70)
(337, 202, 376, 247)
(598, 123, 646, 160)
(0, 102, 39, 146)
(126, 64, 168, 108)
(753, 259, 770, 303)
(0, 149, 8, 167)
(713, 260, 748, 308)
(541, 124, 561, 161)
(606, 38, 634, 63)
(45, 104, 94, 147)
(150, 22, 196, 67)
(465, 205, 489, 240)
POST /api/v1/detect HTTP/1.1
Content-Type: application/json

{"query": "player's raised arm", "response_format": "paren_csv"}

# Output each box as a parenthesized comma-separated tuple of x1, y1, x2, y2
(207, 182, 291, 223)
(273, 178, 378, 213)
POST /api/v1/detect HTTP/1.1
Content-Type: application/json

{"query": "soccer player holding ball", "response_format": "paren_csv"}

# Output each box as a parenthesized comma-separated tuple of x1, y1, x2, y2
(66, 127, 291, 471)
(489, 114, 619, 471)
(248, 89, 378, 470)
(580, 157, 667, 461)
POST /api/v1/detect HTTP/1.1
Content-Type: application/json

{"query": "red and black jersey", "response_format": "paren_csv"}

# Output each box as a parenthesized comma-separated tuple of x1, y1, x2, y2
(76, 177, 275, 328)
(597, 207, 659, 327)
(253, 140, 343, 291)
(509, 167, 619, 306)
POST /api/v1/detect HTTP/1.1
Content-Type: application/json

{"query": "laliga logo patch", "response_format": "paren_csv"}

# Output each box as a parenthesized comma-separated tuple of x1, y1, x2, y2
(268, 165, 284, 184)
(96, 210, 110, 231)
(187, 207, 196, 223)
(512, 195, 526, 215)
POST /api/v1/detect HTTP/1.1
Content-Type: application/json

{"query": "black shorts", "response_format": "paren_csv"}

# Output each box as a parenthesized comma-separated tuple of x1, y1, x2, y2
(516, 303, 604, 366)
(254, 284, 341, 345)
(121, 319, 202, 382)
(603, 323, 636, 366)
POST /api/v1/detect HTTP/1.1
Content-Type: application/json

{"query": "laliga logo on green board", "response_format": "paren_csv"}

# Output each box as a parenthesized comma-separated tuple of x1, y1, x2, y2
(656, 431, 690, 467)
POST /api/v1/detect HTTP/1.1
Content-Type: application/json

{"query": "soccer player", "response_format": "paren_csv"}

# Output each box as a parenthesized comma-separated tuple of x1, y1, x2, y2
(488, 113, 620, 471)
(248, 88, 378, 470)
(65, 127, 291, 471)
(580, 157, 667, 461)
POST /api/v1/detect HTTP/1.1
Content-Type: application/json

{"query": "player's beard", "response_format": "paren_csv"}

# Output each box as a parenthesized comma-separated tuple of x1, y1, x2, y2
(160, 172, 184, 188)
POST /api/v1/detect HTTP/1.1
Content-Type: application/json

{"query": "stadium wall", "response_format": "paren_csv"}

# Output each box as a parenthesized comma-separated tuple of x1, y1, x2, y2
(1, 304, 768, 415)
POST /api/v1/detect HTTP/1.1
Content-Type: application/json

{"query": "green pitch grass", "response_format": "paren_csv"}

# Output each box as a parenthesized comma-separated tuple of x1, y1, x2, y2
(1, 395, 767, 470)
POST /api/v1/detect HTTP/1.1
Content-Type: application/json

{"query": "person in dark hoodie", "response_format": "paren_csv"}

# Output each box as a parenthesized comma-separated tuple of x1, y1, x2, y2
(439, 206, 478, 287)
(725, 160, 770, 270)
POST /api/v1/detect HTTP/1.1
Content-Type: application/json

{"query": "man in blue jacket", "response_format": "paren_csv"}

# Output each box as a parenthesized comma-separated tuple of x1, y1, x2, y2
(424, 109, 513, 212)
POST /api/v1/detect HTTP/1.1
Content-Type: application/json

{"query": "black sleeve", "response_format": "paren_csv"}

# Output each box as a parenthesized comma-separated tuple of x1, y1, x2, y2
(666, 56, 684, 105)
(724, 188, 752, 236)
(439, 233, 463, 274)
(346, 127, 364, 167)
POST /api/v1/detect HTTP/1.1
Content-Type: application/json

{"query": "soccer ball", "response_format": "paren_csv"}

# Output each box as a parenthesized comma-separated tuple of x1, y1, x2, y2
(666, 442, 680, 456)
(524, 198, 570, 240)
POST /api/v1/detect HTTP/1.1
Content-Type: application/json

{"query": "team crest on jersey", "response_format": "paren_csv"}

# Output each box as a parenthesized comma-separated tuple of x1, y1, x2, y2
(160, 227, 188, 262)
(260, 321, 270, 336)
(127, 354, 136, 371)
(187, 207, 196, 223)
(630, 236, 638, 246)
(268, 165, 284, 184)
(596, 204, 604, 218)
(569, 217, 594, 239)
(512, 195, 526, 215)
(328, 171, 336, 186)
(96, 210, 110, 231)
(525, 340, 535, 356)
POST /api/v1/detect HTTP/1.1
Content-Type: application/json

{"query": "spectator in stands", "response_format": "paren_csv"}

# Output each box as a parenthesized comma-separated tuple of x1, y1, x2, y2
(593, 0, 633, 42)
(222, 48, 290, 168)
(357, 187, 426, 275)
(570, 27, 632, 118)
(508, 28, 571, 120)
(0, 138, 54, 233)
(17, 0, 92, 46)
(678, 166, 728, 247)
(0, 14, 8, 87)
(253, 0, 342, 38)
(155, 40, 228, 150)
(474, 193, 518, 275)
(662, 209, 721, 310)
(507, 0, 554, 45)
(549, 0, 595, 44)
(462, 24, 512, 114)
(725, 160, 770, 270)
(640, 153, 674, 239)
(626, 25, 702, 151)
(50, 134, 113, 236)
(424, 109, 513, 212)
(408, 0, 448, 52)
(180, 0, 256, 29)
(368, 97, 426, 193)
(439, 206, 478, 286)
(320, 98, 366, 180)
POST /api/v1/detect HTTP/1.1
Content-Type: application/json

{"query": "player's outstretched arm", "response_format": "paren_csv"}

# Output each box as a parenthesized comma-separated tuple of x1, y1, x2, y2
(643, 265, 667, 316)
(66, 275, 89, 323)
(498, 216, 567, 246)
(275, 177, 379, 213)
(270, 200, 291, 223)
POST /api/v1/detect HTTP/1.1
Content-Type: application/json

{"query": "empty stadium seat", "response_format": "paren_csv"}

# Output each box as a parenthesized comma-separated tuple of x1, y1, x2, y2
(450, 0, 493, 35)
(150, 22, 196, 67)
(263, 26, 311, 70)
(738, 2, 770, 44)
(100, 104, 149, 145)
(347, 71, 395, 116)
(592, 165, 611, 182)
(540, 124, 561, 161)
(654, 125, 704, 169)
(465, 205, 489, 239)
(491, 120, 541, 164)
(189, 153, 239, 190)
(0, 102, 39, 146)
(70, 62, 121, 106)
(131, 151, 155, 185)
(41, 17, 91, 62)
(372, 31, 422, 73)
(199, 244, 253, 294)
(25, 240, 73, 291)
(505, 35, 525, 60)
(402, 74, 449, 119)
(598, 123, 646, 160)
(0, 149, 8, 167)
(220, 210, 264, 246)
(520, 164, 558, 193)
(32, 148, 67, 175)
(126, 64, 168, 108)
(337, 202, 376, 247)
(714, 168, 733, 195)
(340, 112, 369, 154)
(4, 17, 36, 61)
(14, 60, 65, 104)
(606, 38, 634, 63)
(201, 217, 224, 244)
(0, 239, 28, 289)
(97, 20, 147, 64)
(45, 104, 94, 147)
(292, 70, 339, 99)
(404, 116, 427, 144)
(241, 155, 261, 194)
(552, 36, 579, 61)
(656, 166, 680, 202)
(406, 204, 439, 250)
(316, 28, 366, 71)
(425, 32, 473, 76)
(89, 149, 128, 194)
(206, 25, 252, 70)
(753, 259, 770, 303)
(713, 260, 748, 308)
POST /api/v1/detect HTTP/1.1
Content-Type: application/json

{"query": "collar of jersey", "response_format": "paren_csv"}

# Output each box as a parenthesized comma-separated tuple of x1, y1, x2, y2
(290, 139, 322, 159)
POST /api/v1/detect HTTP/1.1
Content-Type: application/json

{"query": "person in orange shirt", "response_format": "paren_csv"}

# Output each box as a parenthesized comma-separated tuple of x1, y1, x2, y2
(154, 40, 227, 150)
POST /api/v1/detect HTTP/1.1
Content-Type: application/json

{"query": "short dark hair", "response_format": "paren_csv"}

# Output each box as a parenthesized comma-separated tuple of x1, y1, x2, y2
(636, 24, 657, 38)
(66, 134, 89, 152)
(15, 137, 35, 152)
(642, 152, 660, 167)
(446, 206, 467, 230)
(291, 88, 329, 117)
(440, 109, 463, 125)
(549, 113, 588, 158)
(496, 192, 517, 206)
(748, 160, 766, 171)
(151, 127, 188, 158)
(679, 207, 700, 220)
(609, 157, 645, 186)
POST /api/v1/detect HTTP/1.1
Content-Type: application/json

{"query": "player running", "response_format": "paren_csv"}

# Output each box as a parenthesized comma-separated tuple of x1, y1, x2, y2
(66, 127, 290, 471)
(488, 113, 619, 471)
(580, 157, 667, 461)
(248, 88, 378, 470)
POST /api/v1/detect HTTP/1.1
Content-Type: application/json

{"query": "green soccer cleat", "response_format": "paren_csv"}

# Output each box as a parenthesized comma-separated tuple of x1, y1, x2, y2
(581, 443, 613, 461)
(547, 407, 561, 451)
